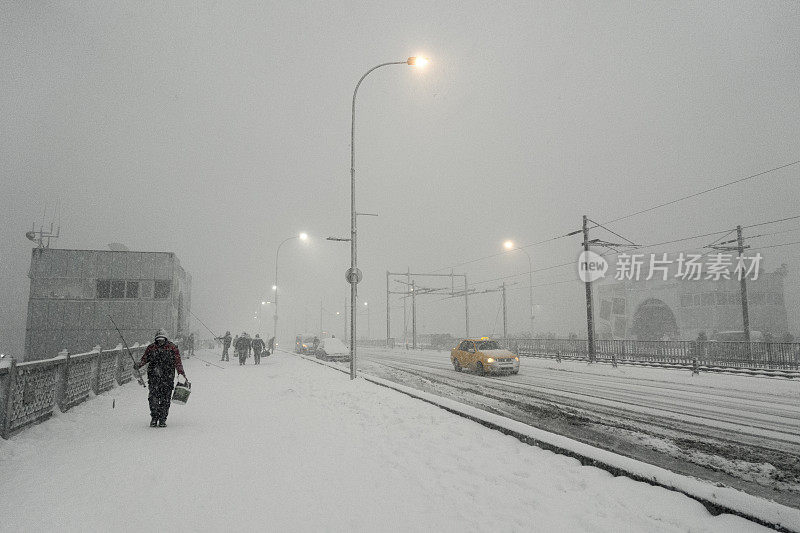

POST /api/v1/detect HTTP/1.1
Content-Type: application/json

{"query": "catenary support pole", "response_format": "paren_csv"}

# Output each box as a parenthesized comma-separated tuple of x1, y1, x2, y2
(583, 215, 596, 362)
(412, 280, 417, 349)
(386, 270, 390, 347)
(464, 275, 470, 338)
(502, 282, 507, 341)
(737, 225, 752, 358)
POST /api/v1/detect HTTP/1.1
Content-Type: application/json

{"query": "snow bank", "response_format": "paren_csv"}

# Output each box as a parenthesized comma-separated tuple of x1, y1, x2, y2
(0, 350, 783, 532)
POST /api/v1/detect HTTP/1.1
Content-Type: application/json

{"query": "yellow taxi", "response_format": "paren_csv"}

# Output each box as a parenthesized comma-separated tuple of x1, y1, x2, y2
(451, 337, 520, 376)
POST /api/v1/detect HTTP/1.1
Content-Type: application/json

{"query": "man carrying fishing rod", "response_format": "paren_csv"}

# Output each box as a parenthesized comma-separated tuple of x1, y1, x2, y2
(134, 328, 187, 428)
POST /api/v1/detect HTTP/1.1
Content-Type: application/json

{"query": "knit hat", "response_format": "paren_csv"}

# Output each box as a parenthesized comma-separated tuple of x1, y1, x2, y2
(154, 328, 169, 341)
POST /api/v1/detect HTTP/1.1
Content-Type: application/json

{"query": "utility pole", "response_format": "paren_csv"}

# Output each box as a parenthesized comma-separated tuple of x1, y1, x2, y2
(707, 225, 753, 359)
(411, 280, 417, 349)
(386, 270, 390, 346)
(737, 225, 752, 358)
(502, 282, 507, 340)
(464, 275, 470, 338)
(583, 215, 596, 362)
(344, 297, 348, 344)
(404, 269, 410, 347)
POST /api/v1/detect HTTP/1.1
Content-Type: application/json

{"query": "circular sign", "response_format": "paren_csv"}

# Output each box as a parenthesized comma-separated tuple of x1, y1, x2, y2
(345, 267, 363, 284)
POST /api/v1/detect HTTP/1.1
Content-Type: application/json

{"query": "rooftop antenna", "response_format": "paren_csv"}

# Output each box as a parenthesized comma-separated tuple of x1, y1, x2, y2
(25, 221, 60, 249)
(26, 197, 62, 249)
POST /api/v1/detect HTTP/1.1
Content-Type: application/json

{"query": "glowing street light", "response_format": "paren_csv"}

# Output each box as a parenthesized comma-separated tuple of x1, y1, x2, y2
(272, 232, 309, 349)
(502, 240, 535, 335)
(348, 55, 430, 379)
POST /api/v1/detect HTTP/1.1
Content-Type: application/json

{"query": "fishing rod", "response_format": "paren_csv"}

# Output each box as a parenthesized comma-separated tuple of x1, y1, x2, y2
(183, 308, 226, 369)
(188, 308, 220, 339)
(108, 315, 146, 388)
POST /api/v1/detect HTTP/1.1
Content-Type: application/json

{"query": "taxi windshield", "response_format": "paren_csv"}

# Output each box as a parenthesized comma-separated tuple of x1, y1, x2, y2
(476, 341, 499, 350)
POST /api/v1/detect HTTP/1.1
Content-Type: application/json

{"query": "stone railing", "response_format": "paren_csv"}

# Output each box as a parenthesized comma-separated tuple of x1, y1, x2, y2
(0, 343, 151, 439)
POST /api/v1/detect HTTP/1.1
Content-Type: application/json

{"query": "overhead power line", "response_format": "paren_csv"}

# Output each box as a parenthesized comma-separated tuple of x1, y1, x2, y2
(601, 160, 800, 225)
(429, 231, 576, 273)
(746, 225, 800, 240)
(742, 214, 800, 230)
(422, 160, 798, 277)
(750, 240, 800, 252)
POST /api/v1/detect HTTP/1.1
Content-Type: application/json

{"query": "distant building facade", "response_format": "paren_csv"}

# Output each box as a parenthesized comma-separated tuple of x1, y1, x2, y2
(24, 248, 191, 361)
(595, 269, 788, 341)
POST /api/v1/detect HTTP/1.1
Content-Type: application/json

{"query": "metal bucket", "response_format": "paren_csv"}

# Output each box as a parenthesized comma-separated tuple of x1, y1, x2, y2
(172, 380, 191, 405)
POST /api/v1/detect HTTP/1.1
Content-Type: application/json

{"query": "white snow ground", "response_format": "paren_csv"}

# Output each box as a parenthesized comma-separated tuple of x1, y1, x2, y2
(0, 349, 780, 532)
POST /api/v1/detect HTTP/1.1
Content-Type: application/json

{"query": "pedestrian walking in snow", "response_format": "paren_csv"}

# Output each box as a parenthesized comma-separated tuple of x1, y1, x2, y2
(134, 329, 187, 427)
(235, 332, 251, 365)
(267, 336, 274, 356)
(252, 334, 266, 365)
(217, 331, 232, 361)
(186, 332, 195, 357)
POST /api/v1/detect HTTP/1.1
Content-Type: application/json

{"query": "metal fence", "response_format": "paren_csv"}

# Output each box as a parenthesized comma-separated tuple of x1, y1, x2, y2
(0, 340, 186, 439)
(502, 338, 800, 371)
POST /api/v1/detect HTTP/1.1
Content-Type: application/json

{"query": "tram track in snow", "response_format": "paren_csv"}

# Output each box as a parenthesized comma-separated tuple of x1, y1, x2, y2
(356, 349, 800, 452)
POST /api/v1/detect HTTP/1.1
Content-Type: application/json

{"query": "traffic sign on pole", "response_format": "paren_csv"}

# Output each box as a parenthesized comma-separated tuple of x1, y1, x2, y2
(345, 267, 363, 284)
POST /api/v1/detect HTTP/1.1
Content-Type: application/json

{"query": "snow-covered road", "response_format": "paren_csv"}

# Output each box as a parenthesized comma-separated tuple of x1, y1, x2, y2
(354, 347, 800, 507)
(0, 349, 776, 532)
(358, 347, 800, 449)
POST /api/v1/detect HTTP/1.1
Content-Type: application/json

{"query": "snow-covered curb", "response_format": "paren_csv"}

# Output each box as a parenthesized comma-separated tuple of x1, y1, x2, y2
(299, 354, 800, 532)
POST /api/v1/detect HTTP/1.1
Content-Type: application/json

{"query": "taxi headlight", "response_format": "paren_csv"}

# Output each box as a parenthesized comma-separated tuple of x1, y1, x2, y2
(486, 357, 494, 363)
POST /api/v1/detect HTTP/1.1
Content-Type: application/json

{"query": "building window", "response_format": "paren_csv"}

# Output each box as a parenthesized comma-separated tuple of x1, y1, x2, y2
(126, 281, 139, 299)
(154, 280, 171, 299)
(110, 280, 126, 299)
(97, 280, 111, 299)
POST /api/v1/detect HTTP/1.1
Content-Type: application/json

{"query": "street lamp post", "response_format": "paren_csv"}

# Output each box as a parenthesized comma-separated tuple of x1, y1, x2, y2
(364, 302, 370, 341)
(504, 240, 535, 336)
(273, 233, 308, 351)
(349, 56, 428, 380)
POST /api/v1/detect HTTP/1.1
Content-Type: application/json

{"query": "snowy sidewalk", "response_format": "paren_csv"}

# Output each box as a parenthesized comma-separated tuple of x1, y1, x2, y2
(0, 349, 772, 532)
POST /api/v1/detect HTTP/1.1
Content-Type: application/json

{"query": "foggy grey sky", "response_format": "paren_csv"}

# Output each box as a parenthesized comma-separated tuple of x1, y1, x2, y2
(2, 1, 799, 352)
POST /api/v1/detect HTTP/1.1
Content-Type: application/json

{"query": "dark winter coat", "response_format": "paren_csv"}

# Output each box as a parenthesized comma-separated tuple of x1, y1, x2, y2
(139, 341, 185, 385)
(252, 337, 266, 354)
(234, 336, 251, 353)
(222, 333, 232, 348)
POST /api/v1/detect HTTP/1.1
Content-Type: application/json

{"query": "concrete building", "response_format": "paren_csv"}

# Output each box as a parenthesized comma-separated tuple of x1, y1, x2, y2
(24, 248, 191, 361)
(595, 269, 788, 341)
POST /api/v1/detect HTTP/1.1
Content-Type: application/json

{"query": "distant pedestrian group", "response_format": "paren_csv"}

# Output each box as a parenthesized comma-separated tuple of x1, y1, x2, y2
(218, 331, 270, 365)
